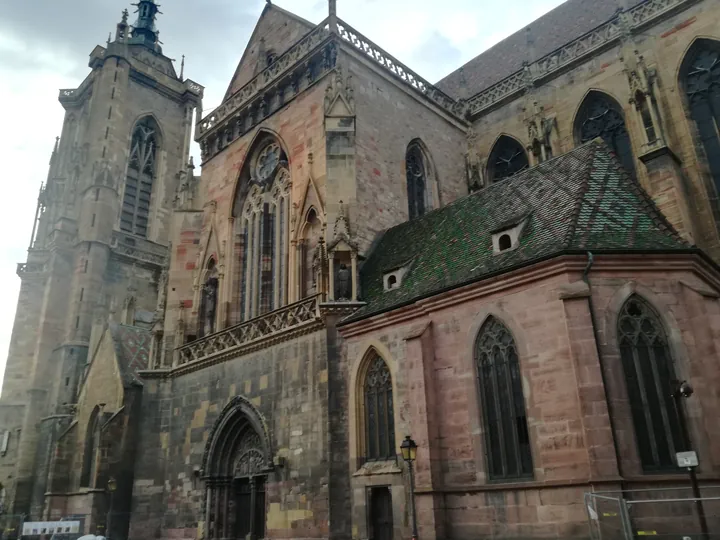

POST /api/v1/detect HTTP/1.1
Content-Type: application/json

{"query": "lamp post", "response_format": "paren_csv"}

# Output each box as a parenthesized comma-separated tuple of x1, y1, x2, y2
(400, 436, 418, 540)
(671, 381, 708, 540)
(106, 476, 117, 540)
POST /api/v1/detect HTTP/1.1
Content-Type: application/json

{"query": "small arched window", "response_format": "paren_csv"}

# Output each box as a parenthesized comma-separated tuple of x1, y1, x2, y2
(122, 116, 160, 237)
(363, 355, 396, 461)
(80, 407, 100, 487)
(575, 92, 636, 179)
(487, 136, 529, 182)
(475, 317, 533, 481)
(681, 40, 720, 196)
(618, 295, 685, 472)
(406, 143, 430, 219)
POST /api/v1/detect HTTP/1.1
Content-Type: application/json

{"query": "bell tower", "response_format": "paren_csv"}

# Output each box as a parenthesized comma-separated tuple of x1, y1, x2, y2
(0, 1, 203, 519)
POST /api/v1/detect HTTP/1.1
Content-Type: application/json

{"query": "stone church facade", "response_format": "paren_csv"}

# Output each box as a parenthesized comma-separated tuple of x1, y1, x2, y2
(1, 0, 720, 539)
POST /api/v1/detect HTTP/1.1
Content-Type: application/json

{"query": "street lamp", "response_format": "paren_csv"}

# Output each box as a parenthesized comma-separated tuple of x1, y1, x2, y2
(671, 381, 708, 540)
(400, 436, 419, 540)
(106, 477, 117, 540)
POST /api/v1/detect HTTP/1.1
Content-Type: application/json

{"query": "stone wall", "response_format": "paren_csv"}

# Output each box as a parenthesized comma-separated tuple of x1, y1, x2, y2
(468, 0, 720, 258)
(130, 329, 330, 540)
(345, 50, 468, 252)
(339, 255, 720, 539)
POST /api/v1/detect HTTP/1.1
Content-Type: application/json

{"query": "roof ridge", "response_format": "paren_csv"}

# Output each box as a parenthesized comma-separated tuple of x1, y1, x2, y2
(564, 140, 600, 248)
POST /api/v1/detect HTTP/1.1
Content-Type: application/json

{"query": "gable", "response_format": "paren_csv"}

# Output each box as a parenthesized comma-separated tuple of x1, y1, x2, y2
(225, 5, 315, 99)
(77, 329, 125, 418)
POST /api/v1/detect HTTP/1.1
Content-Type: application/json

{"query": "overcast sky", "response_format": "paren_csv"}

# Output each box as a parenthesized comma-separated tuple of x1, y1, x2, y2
(0, 0, 567, 392)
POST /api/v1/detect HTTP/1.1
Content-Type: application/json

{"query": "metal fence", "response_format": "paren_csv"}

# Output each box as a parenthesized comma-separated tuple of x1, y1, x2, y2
(586, 486, 720, 539)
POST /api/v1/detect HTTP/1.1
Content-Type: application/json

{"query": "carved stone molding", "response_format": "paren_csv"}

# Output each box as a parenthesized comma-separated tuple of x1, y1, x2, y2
(465, 0, 696, 117)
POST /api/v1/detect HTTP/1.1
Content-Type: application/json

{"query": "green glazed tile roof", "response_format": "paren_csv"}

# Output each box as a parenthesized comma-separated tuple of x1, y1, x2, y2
(347, 140, 688, 322)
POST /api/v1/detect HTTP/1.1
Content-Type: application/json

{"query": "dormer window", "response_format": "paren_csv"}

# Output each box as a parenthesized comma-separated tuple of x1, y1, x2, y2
(491, 216, 529, 254)
(383, 265, 409, 291)
(498, 234, 512, 252)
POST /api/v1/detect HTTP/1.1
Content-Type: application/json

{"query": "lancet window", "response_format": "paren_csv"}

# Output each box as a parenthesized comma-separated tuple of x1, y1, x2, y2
(617, 295, 685, 472)
(237, 140, 291, 320)
(363, 355, 396, 461)
(487, 136, 529, 182)
(80, 407, 100, 487)
(122, 116, 159, 237)
(575, 92, 636, 179)
(682, 40, 720, 196)
(475, 317, 533, 481)
(406, 143, 429, 219)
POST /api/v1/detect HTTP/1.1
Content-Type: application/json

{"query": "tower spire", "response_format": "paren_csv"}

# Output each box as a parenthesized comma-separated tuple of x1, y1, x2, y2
(129, 0, 162, 53)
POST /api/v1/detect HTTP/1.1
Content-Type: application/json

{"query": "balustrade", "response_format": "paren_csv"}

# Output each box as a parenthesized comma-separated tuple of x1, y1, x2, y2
(176, 294, 322, 367)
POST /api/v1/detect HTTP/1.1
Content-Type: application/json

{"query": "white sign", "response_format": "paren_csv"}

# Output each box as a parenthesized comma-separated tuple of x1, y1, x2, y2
(676, 451, 699, 468)
(22, 521, 80, 536)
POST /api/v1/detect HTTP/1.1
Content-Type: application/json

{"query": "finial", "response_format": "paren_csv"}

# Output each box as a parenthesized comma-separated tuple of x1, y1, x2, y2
(180, 54, 185, 79)
(122, 9, 129, 24)
(107, 33, 112, 46)
(329, 0, 337, 17)
(53, 136, 60, 153)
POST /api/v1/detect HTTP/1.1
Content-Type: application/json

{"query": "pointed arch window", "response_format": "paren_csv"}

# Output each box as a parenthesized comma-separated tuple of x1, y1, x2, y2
(406, 143, 429, 219)
(576, 92, 636, 179)
(80, 407, 100, 487)
(475, 317, 533, 481)
(363, 355, 396, 461)
(487, 136, 529, 182)
(617, 295, 685, 472)
(236, 140, 290, 320)
(682, 41, 720, 196)
(122, 117, 159, 237)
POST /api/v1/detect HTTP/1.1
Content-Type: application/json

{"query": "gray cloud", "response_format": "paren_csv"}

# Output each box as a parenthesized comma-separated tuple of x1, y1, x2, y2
(410, 31, 463, 83)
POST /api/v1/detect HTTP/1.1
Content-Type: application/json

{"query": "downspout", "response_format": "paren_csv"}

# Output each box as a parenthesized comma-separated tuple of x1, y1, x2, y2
(582, 252, 624, 478)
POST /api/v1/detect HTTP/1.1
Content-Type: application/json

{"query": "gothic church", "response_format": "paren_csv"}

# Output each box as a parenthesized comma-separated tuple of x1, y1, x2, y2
(2, 0, 720, 539)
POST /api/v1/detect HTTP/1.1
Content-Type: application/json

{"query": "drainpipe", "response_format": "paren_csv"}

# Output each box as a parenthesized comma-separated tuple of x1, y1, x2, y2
(582, 252, 624, 479)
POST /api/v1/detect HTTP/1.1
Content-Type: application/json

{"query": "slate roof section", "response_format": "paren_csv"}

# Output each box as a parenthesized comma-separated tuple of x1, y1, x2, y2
(346, 140, 689, 323)
(435, 0, 642, 99)
(109, 323, 152, 386)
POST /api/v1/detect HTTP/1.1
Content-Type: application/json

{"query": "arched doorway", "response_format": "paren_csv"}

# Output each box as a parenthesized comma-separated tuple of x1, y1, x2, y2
(203, 398, 272, 539)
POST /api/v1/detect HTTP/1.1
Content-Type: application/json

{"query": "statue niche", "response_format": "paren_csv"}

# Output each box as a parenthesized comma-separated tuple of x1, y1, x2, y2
(199, 259, 219, 337)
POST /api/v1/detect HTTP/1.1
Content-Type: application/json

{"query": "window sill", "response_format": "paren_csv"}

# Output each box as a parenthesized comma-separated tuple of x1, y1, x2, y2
(354, 460, 402, 477)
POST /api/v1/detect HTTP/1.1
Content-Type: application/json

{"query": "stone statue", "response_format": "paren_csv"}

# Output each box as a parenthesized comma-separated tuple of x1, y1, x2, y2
(203, 278, 219, 335)
(335, 263, 351, 301)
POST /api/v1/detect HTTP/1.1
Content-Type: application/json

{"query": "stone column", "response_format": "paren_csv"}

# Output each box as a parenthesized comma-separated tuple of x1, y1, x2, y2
(328, 253, 335, 301)
(351, 252, 358, 301)
(244, 217, 253, 321)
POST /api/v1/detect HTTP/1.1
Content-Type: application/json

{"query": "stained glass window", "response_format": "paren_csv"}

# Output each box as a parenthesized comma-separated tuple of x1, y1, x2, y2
(683, 41, 720, 196)
(618, 295, 685, 472)
(487, 136, 529, 182)
(364, 355, 396, 461)
(576, 92, 636, 179)
(406, 144, 427, 219)
(122, 117, 159, 237)
(475, 317, 533, 480)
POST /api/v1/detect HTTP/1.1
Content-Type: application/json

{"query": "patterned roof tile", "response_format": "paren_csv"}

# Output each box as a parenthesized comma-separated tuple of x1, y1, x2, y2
(347, 140, 688, 322)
